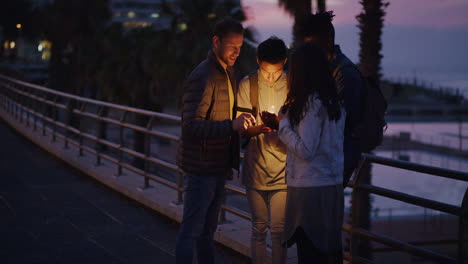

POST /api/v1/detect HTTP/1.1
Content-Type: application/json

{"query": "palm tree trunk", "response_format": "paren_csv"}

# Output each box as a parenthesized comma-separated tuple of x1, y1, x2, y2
(350, 161, 373, 260)
(292, 0, 312, 47)
(357, 0, 389, 80)
(353, 0, 389, 260)
(316, 0, 326, 12)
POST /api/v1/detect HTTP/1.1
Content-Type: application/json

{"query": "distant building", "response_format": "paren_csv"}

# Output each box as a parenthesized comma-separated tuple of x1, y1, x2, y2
(110, 0, 173, 30)
(30, 0, 53, 8)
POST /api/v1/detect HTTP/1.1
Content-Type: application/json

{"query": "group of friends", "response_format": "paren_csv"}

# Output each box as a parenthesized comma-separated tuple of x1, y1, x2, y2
(175, 11, 365, 264)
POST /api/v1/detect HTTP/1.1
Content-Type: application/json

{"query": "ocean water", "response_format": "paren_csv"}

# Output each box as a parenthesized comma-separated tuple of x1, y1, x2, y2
(385, 122, 468, 151)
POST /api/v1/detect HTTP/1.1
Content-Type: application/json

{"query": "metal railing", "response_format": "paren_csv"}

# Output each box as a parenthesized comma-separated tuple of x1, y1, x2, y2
(0, 73, 249, 218)
(345, 154, 468, 264)
(1, 74, 467, 263)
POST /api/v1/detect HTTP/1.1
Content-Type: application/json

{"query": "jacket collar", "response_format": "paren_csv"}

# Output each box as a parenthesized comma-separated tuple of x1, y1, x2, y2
(208, 49, 234, 75)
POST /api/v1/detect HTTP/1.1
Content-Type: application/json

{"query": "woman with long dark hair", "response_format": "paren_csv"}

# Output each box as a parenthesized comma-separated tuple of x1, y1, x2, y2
(278, 42, 345, 263)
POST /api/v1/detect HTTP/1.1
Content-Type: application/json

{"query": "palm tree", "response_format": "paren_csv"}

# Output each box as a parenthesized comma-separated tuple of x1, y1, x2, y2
(278, 0, 328, 46)
(36, 0, 111, 141)
(357, 0, 389, 80)
(353, 0, 389, 260)
(278, 0, 312, 46)
(38, 0, 110, 95)
(317, 0, 326, 13)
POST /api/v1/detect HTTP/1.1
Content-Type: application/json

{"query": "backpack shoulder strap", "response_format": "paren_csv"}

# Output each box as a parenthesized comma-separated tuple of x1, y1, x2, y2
(249, 71, 259, 117)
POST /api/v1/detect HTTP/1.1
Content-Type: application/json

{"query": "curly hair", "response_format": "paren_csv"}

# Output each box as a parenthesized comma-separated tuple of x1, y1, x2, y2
(299, 11, 336, 40)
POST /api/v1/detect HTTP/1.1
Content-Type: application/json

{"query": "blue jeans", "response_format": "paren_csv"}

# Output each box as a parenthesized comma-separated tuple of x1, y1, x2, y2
(175, 172, 226, 264)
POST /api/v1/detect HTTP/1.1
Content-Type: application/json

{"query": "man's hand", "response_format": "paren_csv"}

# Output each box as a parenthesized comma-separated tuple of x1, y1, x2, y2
(241, 124, 274, 137)
(260, 125, 274, 133)
(232, 113, 255, 133)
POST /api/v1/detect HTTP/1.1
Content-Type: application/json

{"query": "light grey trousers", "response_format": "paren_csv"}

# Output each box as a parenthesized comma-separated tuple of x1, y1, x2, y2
(247, 188, 287, 264)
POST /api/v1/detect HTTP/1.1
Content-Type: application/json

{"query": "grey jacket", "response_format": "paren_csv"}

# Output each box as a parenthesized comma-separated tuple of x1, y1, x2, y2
(177, 50, 240, 175)
(278, 95, 346, 187)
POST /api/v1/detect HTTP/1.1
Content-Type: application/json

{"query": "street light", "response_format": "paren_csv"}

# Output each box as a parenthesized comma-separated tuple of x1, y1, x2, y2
(16, 24, 22, 29)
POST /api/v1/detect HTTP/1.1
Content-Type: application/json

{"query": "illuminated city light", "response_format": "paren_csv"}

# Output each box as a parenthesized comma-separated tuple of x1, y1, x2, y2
(150, 13, 159, 18)
(16, 24, 22, 29)
(127, 11, 136, 18)
(10, 41, 16, 49)
(178, 23, 187, 31)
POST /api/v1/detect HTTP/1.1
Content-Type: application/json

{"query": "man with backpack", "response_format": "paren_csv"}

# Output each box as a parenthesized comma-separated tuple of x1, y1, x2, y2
(299, 11, 387, 187)
(237, 36, 289, 264)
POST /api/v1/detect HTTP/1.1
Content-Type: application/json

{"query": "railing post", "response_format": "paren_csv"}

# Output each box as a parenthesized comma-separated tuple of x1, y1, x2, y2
(117, 111, 128, 176)
(350, 156, 368, 263)
(52, 95, 59, 142)
(78, 102, 86, 156)
(220, 195, 227, 223)
(41, 91, 46, 136)
(458, 187, 468, 264)
(25, 87, 30, 127)
(142, 116, 155, 189)
(63, 99, 71, 148)
(33, 89, 37, 131)
(14, 84, 19, 120)
(18, 85, 24, 123)
(176, 169, 183, 205)
(96, 106, 105, 165)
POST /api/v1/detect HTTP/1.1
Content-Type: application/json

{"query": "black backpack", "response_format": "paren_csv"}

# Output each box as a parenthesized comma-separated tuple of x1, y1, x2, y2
(355, 74, 387, 152)
(334, 64, 387, 153)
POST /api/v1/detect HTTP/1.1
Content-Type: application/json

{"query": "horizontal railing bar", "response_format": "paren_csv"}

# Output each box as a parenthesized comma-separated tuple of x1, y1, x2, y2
(36, 124, 181, 191)
(117, 162, 180, 190)
(352, 183, 460, 216)
(7, 98, 181, 175)
(225, 184, 247, 196)
(72, 109, 180, 142)
(0, 75, 181, 122)
(342, 224, 457, 263)
(147, 156, 179, 171)
(221, 205, 251, 221)
(363, 153, 468, 182)
(3, 82, 67, 110)
(11, 100, 82, 136)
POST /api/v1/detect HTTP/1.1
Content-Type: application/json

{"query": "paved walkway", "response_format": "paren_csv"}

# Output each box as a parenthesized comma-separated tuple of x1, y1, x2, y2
(0, 119, 249, 264)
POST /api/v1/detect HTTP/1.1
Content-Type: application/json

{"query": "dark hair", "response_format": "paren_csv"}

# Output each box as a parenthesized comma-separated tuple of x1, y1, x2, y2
(285, 42, 341, 128)
(299, 11, 335, 41)
(257, 36, 288, 64)
(213, 18, 244, 40)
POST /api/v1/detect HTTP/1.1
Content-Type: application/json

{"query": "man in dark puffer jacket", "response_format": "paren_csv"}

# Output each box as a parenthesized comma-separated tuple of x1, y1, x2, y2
(176, 18, 255, 264)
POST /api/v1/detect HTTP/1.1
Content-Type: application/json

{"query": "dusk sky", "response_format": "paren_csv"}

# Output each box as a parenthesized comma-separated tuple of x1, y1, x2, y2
(241, 0, 468, 94)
